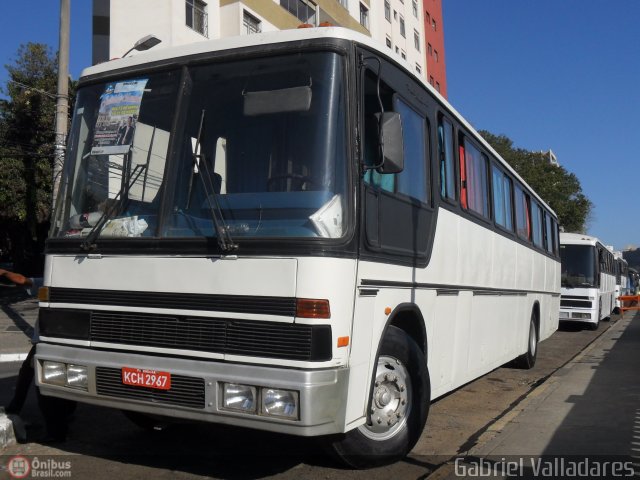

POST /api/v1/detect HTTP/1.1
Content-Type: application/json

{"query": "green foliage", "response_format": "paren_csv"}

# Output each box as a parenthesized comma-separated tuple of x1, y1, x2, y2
(0, 43, 75, 273)
(479, 130, 592, 233)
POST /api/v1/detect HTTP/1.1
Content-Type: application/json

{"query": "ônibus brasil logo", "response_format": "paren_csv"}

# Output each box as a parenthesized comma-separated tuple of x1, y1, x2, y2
(6, 455, 31, 478)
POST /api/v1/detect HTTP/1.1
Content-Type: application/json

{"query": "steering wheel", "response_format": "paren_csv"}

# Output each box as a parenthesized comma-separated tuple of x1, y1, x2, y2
(267, 173, 321, 191)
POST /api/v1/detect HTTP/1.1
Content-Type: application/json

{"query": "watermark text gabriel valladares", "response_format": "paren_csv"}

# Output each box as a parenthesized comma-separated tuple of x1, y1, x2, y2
(454, 457, 636, 477)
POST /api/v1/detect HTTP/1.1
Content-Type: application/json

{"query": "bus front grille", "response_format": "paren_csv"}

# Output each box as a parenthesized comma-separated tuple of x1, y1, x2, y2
(95, 367, 205, 409)
(560, 299, 593, 308)
(88, 311, 332, 361)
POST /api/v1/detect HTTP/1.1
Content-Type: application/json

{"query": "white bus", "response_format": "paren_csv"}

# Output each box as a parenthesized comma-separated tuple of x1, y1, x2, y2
(36, 28, 560, 467)
(559, 233, 616, 329)
(613, 251, 629, 312)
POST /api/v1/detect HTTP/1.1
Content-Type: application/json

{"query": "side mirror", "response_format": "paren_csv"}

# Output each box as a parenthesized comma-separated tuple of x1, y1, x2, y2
(376, 112, 404, 174)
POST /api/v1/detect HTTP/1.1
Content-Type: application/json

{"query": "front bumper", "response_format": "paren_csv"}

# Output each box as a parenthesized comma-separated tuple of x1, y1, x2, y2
(35, 343, 349, 436)
(559, 309, 595, 324)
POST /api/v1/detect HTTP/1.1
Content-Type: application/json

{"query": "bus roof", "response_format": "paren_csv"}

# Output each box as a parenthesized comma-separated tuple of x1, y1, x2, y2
(81, 27, 556, 218)
(560, 232, 601, 246)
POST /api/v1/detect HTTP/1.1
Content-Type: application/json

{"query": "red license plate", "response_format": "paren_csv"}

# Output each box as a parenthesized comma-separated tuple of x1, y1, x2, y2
(122, 367, 171, 390)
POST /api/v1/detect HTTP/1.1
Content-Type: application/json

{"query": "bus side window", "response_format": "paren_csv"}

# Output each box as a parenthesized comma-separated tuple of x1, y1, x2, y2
(438, 116, 455, 201)
(515, 184, 530, 241)
(460, 135, 489, 218)
(393, 95, 429, 204)
(531, 200, 544, 248)
(544, 212, 553, 253)
(491, 164, 514, 231)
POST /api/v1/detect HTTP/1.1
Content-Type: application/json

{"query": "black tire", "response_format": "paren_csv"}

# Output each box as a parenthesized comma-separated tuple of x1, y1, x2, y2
(588, 318, 600, 331)
(121, 410, 171, 431)
(327, 326, 430, 468)
(514, 313, 538, 369)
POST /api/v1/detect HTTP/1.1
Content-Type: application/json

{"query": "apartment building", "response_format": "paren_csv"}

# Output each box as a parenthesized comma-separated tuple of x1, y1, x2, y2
(423, 0, 447, 96)
(369, 0, 426, 78)
(92, 0, 427, 80)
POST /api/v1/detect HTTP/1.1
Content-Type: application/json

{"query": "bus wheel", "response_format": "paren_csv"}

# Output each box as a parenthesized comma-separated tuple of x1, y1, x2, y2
(514, 313, 538, 369)
(327, 326, 430, 468)
(588, 318, 600, 331)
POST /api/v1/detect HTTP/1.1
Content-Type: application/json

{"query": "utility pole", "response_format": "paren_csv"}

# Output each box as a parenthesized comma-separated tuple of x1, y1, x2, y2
(52, 0, 70, 212)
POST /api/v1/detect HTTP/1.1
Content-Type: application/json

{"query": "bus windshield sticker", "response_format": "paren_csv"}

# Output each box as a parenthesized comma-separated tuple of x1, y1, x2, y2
(90, 78, 149, 155)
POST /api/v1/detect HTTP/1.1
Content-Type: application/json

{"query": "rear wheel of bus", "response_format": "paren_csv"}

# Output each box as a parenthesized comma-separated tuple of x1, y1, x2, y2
(514, 312, 538, 369)
(327, 326, 430, 468)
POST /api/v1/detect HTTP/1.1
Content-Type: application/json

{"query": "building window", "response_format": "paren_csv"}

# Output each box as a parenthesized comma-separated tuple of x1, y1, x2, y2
(243, 10, 261, 35)
(425, 11, 430, 24)
(338, 0, 348, 8)
(428, 43, 432, 55)
(280, 0, 317, 25)
(393, 10, 397, 20)
(360, 3, 369, 29)
(414, 30, 420, 51)
(432, 18, 437, 31)
(401, 50, 406, 60)
(400, 16, 405, 37)
(186, 0, 208, 37)
(436, 81, 441, 92)
(434, 50, 439, 62)
(429, 75, 434, 86)
(386, 36, 392, 48)
(384, 1, 391, 22)
(395, 46, 399, 53)
(416, 64, 421, 74)
(412, 1, 418, 18)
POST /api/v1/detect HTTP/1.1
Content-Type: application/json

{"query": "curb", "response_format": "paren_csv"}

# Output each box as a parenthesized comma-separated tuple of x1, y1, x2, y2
(0, 413, 16, 450)
(0, 353, 29, 363)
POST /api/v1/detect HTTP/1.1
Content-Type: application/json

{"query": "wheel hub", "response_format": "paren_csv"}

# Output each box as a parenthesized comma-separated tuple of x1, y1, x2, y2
(360, 356, 411, 440)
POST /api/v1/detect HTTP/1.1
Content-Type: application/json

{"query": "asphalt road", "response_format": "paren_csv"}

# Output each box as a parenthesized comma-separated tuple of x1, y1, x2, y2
(0, 316, 618, 480)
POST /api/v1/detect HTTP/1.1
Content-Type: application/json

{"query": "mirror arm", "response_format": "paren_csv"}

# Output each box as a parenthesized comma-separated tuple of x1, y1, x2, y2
(361, 56, 385, 172)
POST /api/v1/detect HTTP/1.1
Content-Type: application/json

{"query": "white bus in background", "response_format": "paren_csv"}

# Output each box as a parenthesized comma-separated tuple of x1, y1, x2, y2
(559, 233, 616, 329)
(35, 28, 561, 467)
(613, 251, 629, 312)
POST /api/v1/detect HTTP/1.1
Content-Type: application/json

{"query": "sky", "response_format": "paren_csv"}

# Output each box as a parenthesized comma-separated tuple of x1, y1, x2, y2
(0, 1, 639, 250)
(442, 0, 640, 251)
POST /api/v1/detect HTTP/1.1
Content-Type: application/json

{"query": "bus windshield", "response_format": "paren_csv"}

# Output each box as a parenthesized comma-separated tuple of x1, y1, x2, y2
(52, 52, 348, 243)
(560, 244, 596, 288)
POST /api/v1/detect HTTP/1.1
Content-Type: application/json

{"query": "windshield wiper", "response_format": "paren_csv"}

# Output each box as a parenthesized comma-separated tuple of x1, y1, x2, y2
(80, 160, 148, 251)
(192, 109, 238, 253)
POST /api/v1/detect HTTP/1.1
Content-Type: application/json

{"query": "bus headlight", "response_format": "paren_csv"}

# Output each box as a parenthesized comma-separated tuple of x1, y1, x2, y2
(261, 388, 298, 419)
(572, 312, 591, 319)
(223, 383, 256, 413)
(42, 361, 66, 386)
(66, 364, 89, 389)
(42, 361, 88, 390)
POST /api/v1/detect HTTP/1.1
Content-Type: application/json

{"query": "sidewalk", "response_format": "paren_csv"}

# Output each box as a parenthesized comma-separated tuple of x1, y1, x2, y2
(434, 312, 640, 478)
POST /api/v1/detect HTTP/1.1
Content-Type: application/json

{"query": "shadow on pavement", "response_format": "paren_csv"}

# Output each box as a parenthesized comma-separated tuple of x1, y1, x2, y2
(542, 316, 640, 456)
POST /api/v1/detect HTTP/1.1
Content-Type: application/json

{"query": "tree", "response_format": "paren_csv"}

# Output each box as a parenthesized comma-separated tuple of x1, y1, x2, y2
(0, 43, 74, 274)
(479, 131, 592, 233)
